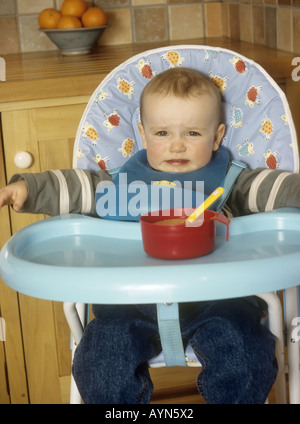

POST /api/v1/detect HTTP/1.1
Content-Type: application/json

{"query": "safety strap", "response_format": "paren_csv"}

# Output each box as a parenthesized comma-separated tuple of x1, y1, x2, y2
(157, 302, 187, 367)
(214, 160, 247, 211)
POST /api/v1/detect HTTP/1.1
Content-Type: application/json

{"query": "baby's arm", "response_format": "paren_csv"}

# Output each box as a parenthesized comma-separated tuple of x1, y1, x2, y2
(228, 167, 300, 216)
(0, 169, 112, 217)
(0, 180, 28, 212)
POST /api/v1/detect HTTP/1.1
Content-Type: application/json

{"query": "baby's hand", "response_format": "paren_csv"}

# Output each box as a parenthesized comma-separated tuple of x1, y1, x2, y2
(0, 180, 28, 212)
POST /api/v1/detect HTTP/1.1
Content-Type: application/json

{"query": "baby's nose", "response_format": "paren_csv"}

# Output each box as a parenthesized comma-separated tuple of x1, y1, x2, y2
(169, 139, 186, 152)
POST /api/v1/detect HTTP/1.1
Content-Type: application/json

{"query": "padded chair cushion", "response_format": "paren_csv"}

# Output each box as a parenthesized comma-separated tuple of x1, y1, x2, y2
(73, 45, 298, 174)
(149, 344, 201, 368)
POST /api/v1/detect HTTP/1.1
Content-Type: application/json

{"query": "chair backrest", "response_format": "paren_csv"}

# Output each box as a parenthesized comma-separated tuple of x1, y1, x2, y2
(73, 45, 298, 174)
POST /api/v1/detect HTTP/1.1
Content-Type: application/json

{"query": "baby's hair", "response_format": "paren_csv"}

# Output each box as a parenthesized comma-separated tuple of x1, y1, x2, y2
(139, 67, 223, 126)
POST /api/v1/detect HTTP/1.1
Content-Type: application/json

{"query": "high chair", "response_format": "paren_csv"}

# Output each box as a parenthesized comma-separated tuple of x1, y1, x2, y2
(1, 45, 300, 404)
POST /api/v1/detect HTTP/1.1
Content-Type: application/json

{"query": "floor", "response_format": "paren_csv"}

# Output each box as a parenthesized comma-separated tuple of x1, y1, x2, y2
(149, 366, 286, 404)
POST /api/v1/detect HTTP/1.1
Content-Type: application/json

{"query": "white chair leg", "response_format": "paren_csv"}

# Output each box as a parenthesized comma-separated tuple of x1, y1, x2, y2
(257, 292, 287, 404)
(70, 340, 82, 404)
(63, 302, 85, 345)
(284, 287, 300, 404)
(63, 302, 87, 404)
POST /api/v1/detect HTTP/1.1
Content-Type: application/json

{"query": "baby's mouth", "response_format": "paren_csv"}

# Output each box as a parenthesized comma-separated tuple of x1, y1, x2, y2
(166, 159, 189, 166)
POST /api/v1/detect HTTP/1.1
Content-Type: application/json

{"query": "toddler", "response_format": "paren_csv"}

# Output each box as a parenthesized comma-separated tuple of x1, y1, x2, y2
(2, 67, 300, 403)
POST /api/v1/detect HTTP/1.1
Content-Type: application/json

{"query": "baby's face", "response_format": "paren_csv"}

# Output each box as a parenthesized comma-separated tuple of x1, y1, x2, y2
(138, 93, 225, 173)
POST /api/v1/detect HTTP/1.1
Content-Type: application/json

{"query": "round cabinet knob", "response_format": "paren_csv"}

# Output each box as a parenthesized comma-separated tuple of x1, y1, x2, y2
(14, 151, 33, 169)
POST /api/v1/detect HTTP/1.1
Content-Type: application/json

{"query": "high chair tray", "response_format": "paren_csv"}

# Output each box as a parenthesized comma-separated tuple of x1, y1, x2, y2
(1, 210, 300, 304)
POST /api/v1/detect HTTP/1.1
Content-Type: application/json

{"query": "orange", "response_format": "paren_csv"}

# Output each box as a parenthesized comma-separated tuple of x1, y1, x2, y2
(81, 7, 107, 28)
(61, 0, 88, 18)
(56, 15, 82, 29)
(38, 8, 62, 29)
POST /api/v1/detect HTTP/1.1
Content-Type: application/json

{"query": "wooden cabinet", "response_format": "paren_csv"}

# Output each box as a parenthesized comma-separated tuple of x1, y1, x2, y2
(0, 39, 299, 404)
(0, 98, 88, 403)
(0, 130, 15, 404)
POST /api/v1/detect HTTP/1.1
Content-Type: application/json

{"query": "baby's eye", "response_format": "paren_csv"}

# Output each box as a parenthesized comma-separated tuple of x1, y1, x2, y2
(188, 131, 201, 136)
(155, 131, 168, 137)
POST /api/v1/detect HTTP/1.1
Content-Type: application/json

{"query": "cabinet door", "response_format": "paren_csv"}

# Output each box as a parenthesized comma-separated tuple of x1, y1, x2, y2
(0, 128, 29, 404)
(2, 102, 87, 403)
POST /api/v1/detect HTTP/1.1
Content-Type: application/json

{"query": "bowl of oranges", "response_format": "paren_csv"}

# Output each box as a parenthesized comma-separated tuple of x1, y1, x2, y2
(39, 0, 109, 55)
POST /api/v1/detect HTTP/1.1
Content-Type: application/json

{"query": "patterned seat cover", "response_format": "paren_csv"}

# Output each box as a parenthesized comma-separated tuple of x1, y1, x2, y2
(73, 45, 298, 174)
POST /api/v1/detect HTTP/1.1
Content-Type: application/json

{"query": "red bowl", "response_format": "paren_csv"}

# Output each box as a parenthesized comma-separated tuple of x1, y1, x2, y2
(140, 208, 230, 260)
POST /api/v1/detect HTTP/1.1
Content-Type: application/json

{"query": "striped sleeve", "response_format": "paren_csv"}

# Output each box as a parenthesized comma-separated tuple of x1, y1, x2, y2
(227, 168, 300, 216)
(9, 169, 111, 217)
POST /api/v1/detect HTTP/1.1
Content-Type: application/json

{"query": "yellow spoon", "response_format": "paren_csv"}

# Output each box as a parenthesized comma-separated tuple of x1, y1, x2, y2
(186, 187, 224, 224)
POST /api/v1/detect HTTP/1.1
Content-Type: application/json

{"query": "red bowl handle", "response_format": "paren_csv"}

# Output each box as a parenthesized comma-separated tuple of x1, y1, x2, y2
(210, 212, 230, 241)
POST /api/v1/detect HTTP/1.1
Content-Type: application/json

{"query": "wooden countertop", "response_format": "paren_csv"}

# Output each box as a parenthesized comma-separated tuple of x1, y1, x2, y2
(0, 37, 296, 105)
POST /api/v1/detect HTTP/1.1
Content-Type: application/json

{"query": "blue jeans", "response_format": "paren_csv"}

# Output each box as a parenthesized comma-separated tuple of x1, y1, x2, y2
(72, 297, 278, 404)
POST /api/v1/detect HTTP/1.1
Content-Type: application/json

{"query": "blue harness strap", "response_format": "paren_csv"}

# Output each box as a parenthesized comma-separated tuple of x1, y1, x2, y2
(156, 302, 187, 367)
(213, 160, 247, 211)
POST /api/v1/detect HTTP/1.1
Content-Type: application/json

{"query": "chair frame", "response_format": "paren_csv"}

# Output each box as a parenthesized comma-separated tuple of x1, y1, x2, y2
(65, 44, 300, 404)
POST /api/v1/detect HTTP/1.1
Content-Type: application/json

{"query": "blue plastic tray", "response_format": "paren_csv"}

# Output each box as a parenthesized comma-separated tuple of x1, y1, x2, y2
(1, 210, 300, 304)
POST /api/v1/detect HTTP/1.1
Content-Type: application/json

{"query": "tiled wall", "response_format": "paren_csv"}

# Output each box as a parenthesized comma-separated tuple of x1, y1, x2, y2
(223, 0, 300, 54)
(0, 0, 299, 55)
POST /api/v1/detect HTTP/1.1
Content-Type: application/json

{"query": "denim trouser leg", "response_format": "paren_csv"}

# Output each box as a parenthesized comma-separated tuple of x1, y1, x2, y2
(72, 297, 278, 404)
(72, 304, 161, 404)
(180, 298, 278, 404)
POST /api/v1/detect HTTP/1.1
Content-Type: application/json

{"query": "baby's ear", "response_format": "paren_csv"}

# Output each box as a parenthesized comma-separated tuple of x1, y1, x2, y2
(137, 123, 147, 149)
(213, 123, 225, 151)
